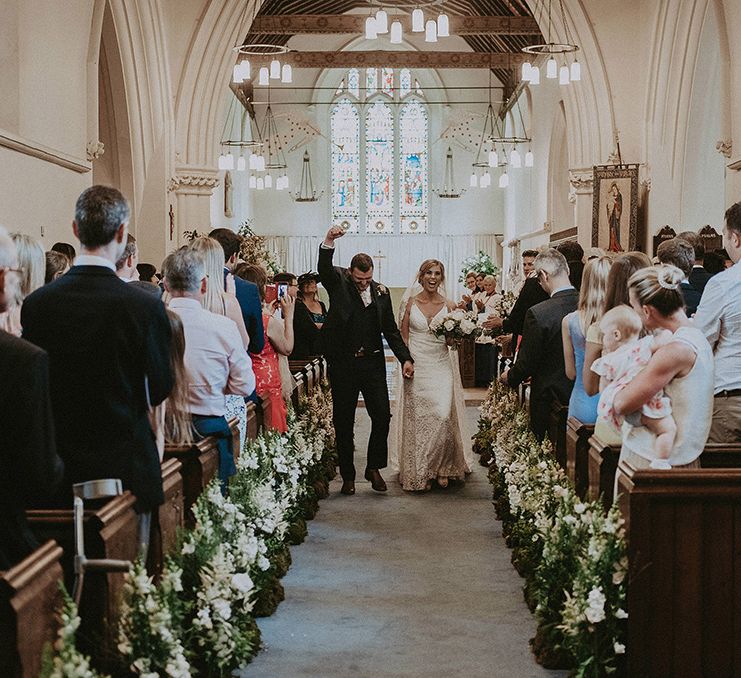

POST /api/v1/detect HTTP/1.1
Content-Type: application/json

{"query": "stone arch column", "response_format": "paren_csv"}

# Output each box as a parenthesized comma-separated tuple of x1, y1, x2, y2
(171, 0, 259, 244)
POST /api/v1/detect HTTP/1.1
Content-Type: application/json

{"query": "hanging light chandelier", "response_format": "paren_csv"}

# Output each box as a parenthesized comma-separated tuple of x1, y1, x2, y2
(251, 87, 290, 191)
(217, 94, 264, 171)
(435, 146, 464, 198)
(364, 0, 450, 44)
(291, 151, 323, 202)
(521, 0, 580, 86)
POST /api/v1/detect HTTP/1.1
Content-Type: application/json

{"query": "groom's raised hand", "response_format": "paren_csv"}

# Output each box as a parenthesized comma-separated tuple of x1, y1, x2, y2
(402, 360, 414, 379)
(323, 226, 346, 247)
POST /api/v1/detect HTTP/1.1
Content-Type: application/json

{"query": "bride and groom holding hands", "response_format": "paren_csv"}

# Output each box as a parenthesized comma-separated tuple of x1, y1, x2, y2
(318, 226, 471, 495)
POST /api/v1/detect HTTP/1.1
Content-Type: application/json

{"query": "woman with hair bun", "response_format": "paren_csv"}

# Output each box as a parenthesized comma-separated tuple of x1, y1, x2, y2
(612, 264, 714, 470)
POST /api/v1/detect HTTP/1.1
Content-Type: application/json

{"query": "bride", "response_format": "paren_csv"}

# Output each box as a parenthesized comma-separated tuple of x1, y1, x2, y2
(390, 259, 471, 491)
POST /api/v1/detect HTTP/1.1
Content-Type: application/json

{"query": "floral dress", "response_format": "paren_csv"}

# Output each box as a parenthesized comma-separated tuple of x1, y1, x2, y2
(252, 314, 287, 432)
(591, 335, 672, 433)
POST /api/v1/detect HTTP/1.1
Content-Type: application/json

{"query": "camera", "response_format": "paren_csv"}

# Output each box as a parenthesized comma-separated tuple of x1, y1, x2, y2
(277, 283, 288, 300)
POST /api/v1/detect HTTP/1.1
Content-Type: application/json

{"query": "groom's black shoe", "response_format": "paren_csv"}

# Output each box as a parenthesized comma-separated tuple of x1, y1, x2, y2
(340, 480, 355, 495)
(364, 469, 387, 492)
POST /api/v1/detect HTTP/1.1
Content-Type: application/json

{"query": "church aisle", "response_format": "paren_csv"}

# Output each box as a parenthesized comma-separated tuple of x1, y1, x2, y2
(243, 407, 566, 678)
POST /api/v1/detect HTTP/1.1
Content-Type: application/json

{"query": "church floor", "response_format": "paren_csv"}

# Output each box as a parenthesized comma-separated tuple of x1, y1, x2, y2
(243, 407, 566, 678)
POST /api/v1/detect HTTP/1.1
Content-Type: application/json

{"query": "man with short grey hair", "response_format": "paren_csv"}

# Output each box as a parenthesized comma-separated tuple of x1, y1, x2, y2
(501, 248, 578, 440)
(164, 248, 255, 487)
(0, 226, 64, 568)
(22, 186, 174, 555)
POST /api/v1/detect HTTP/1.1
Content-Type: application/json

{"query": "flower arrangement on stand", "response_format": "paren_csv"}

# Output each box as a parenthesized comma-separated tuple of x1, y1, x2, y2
(237, 220, 280, 275)
(476, 380, 628, 675)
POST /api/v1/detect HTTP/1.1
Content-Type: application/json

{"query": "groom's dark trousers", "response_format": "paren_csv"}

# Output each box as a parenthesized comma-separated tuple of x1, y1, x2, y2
(318, 245, 412, 482)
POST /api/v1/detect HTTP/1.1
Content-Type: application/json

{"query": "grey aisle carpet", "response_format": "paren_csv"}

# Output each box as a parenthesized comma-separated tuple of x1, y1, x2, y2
(243, 407, 567, 678)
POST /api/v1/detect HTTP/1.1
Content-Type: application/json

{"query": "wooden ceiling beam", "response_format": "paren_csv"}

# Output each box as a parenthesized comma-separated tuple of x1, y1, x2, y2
(249, 14, 540, 35)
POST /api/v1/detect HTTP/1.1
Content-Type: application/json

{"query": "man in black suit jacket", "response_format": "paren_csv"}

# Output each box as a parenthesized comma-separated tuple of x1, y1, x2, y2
(22, 187, 174, 548)
(678, 230, 712, 294)
(657, 237, 702, 316)
(0, 227, 64, 569)
(318, 227, 414, 495)
(501, 249, 578, 440)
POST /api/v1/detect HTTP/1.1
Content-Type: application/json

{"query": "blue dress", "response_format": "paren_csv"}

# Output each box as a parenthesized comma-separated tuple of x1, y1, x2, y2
(567, 312, 599, 423)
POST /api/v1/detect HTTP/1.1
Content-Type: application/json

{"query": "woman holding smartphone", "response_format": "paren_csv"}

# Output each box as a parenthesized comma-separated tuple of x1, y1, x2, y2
(234, 264, 295, 432)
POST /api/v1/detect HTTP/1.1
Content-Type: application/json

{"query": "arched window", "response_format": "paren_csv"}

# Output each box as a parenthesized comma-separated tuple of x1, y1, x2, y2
(330, 68, 429, 234)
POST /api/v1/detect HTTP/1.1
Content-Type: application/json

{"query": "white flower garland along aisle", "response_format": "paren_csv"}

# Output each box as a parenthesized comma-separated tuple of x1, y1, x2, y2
(52, 381, 337, 677)
(475, 381, 628, 677)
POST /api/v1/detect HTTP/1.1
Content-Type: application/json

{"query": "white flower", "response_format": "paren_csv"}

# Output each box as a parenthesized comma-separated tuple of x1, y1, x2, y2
(231, 572, 254, 594)
(553, 485, 568, 498)
(614, 642, 626, 654)
(615, 608, 628, 619)
(574, 503, 586, 514)
(585, 587, 606, 624)
(563, 515, 577, 525)
(460, 319, 476, 334)
(443, 319, 456, 331)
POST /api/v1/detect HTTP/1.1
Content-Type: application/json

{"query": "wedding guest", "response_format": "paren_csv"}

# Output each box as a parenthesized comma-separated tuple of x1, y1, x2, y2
(137, 262, 158, 282)
(583, 251, 651, 402)
(586, 247, 608, 261)
(209, 228, 264, 355)
(163, 248, 254, 486)
(693, 201, 741, 443)
(21, 186, 174, 555)
(613, 265, 713, 469)
(474, 275, 501, 386)
(501, 249, 578, 440)
(291, 271, 327, 360)
(522, 249, 538, 277)
(234, 263, 295, 432)
(0, 226, 64, 569)
(475, 272, 485, 292)
(266, 271, 298, 399)
(702, 250, 726, 276)
(51, 241, 76, 262)
(678, 230, 711, 293)
(562, 255, 611, 424)
(188, 236, 251, 446)
(457, 272, 478, 309)
(0, 233, 45, 335)
(115, 233, 139, 281)
(44, 250, 70, 284)
(557, 240, 585, 292)
(273, 271, 299, 299)
(656, 238, 701, 316)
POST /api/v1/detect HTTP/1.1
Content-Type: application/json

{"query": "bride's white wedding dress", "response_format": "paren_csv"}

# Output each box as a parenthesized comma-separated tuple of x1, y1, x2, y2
(390, 302, 471, 491)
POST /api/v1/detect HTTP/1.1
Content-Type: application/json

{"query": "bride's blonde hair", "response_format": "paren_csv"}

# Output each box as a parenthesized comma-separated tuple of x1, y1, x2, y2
(417, 259, 445, 284)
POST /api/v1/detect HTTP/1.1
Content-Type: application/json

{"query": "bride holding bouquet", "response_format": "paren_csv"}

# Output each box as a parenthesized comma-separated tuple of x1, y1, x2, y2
(390, 259, 472, 491)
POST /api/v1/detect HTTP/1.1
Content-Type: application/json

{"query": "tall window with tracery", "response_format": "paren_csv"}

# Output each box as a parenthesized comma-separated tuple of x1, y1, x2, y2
(330, 68, 428, 234)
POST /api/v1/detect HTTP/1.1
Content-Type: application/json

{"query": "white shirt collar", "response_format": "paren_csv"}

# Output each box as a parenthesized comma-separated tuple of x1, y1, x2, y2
(551, 285, 575, 297)
(168, 297, 203, 310)
(74, 254, 116, 271)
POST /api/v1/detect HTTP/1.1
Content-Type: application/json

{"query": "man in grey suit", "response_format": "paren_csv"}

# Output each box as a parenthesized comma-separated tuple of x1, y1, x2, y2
(501, 249, 579, 440)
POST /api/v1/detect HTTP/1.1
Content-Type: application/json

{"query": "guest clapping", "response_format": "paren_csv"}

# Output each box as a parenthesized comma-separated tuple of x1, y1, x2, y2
(234, 264, 295, 432)
(291, 271, 327, 360)
(613, 265, 714, 468)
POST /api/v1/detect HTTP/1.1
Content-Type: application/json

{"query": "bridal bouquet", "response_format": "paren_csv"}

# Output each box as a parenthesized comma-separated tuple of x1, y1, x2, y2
(429, 309, 481, 347)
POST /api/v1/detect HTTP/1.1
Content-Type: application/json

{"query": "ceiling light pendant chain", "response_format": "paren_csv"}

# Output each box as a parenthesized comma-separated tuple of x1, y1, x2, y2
(291, 150, 323, 202)
(218, 94, 264, 172)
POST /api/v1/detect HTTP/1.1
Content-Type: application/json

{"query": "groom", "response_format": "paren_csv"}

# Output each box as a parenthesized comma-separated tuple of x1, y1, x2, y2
(318, 226, 414, 495)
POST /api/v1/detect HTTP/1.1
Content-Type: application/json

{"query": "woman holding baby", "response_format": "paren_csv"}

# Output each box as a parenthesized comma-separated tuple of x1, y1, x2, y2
(609, 265, 714, 469)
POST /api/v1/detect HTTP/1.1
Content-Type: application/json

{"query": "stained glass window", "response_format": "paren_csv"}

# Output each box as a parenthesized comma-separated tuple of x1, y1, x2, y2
(365, 102, 394, 234)
(330, 99, 360, 233)
(400, 69, 412, 98)
(399, 101, 428, 234)
(381, 68, 394, 96)
(366, 68, 377, 96)
(348, 69, 360, 98)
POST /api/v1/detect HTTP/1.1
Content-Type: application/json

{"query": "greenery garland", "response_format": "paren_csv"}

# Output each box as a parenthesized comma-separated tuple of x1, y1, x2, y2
(475, 380, 627, 676)
(45, 381, 337, 677)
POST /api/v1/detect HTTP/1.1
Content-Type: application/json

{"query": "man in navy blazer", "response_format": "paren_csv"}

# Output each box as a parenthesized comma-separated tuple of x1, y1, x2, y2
(209, 228, 264, 354)
(22, 186, 174, 551)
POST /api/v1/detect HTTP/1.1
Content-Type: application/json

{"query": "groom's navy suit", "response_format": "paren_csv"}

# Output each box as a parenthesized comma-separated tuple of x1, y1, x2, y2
(318, 245, 412, 481)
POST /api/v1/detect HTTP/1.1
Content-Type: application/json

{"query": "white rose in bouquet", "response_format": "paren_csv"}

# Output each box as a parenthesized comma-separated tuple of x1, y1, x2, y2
(460, 318, 477, 335)
(444, 319, 456, 331)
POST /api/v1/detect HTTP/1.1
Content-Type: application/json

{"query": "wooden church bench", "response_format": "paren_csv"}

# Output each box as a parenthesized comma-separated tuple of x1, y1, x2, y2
(547, 400, 569, 471)
(164, 436, 219, 526)
(0, 540, 64, 678)
(146, 458, 184, 578)
(291, 373, 305, 410)
(228, 416, 241, 466)
(616, 460, 741, 677)
(587, 434, 622, 507)
(246, 401, 259, 441)
(566, 417, 594, 498)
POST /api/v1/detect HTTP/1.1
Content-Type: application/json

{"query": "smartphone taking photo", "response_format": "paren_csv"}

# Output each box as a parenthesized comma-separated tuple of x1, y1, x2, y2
(277, 283, 288, 300)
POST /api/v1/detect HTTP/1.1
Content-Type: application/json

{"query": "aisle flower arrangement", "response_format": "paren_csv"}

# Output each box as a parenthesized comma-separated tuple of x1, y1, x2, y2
(47, 381, 337, 677)
(475, 380, 627, 676)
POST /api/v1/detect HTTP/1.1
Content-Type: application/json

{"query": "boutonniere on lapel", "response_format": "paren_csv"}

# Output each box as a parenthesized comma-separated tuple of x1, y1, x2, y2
(376, 284, 389, 295)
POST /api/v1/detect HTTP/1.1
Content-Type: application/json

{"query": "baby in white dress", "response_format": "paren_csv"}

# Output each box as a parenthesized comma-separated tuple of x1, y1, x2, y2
(591, 306, 677, 462)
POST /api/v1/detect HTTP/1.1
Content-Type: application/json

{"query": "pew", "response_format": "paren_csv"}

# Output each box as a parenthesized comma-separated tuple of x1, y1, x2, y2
(292, 373, 305, 410)
(304, 363, 315, 397)
(458, 337, 476, 388)
(700, 442, 741, 468)
(547, 401, 569, 471)
(0, 541, 64, 678)
(26, 492, 139, 651)
(616, 460, 741, 677)
(587, 434, 621, 507)
(228, 416, 241, 466)
(566, 417, 594, 498)
(245, 401, 258, 441)
(164, 436, 219, 527)
(147, 458, 184, 578)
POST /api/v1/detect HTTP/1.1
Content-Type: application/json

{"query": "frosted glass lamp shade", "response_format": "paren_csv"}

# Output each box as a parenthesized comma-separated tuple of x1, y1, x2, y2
(233, 64, 243, 83)
(256, 177, 265, 190)
(412, 8, 424, 32)
(546, 57, 557, 79)
(249, 175, 257, 189)
(223, 152, 235, 170)
(256, 155, 266, 172)
(365, 16, 378, 39)
(559, 65, 570, 85)
(525, 150, 534, 167)
(249, 153, 258, 170)
(437, 13, 449, 37)
(510, 148, 521, 168)
(239, 60, 251, 81)
(375, 9, 388, 34)
(469, 172, 478, 188)
(529, 66, 540, 85)
(482, 171, 491, 188)
(488, 149, 498, 167)
(521, 61, 532, 82)
(264, 174, 273, 189)
(390, 21, 403, 43)
(425, 20, 437, 42)
(270, 59, 281, 79)
(258, 67, 269, 86)
(570, 61, 581, 81)
(217, 153, 229, 170)
(498, 172, 509, 188)
(281, 64, 292, 83)
(236, 156, 246, 171)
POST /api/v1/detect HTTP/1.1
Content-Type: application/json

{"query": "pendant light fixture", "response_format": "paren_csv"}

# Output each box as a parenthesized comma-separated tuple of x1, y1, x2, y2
(521, 0, 580, 86)
(291, 150, 323, 202)
(217, 94, 264, 173)
(390, 20, 403, 43)
(424, 19, 437, 42)
(363, 1, 451, 43)
(412, 8, 424, 32)
(435, 147, 464, 198)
